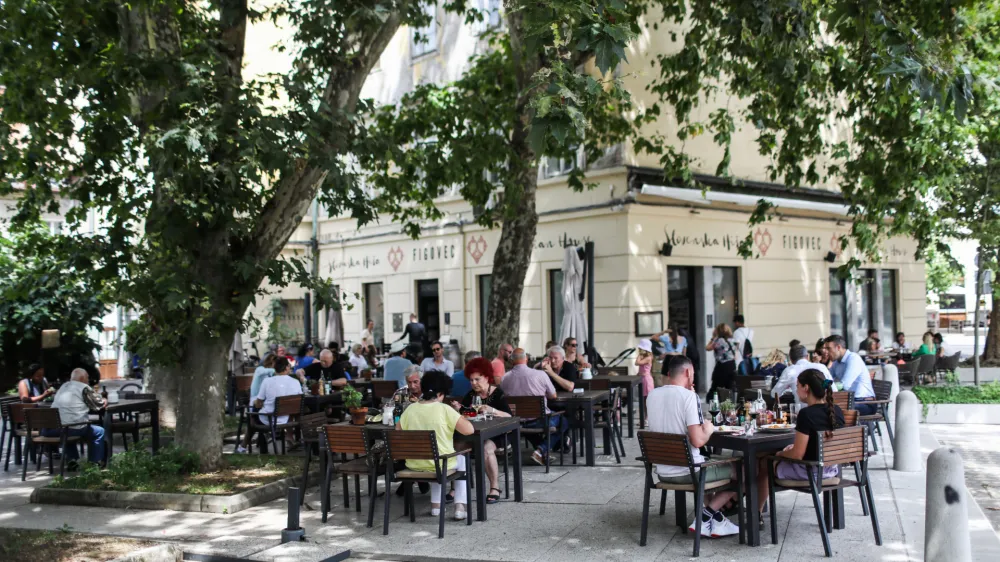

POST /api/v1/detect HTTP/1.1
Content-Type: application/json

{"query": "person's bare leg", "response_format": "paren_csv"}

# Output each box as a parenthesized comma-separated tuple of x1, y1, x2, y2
(484, 440, 500, 493)
(757, 458, 770, 513)
(706, 490, 735, 512)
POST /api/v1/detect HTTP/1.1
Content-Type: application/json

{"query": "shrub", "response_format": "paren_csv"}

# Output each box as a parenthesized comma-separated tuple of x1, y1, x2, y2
(51, 442, 199, 492)
(913, 381, 1000, 405)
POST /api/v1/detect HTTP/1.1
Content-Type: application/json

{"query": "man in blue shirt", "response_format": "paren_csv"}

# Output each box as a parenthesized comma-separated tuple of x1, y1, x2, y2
(383, 341, 411, 388)
(450, 351, 479, 397)
(824, 334, 877, 414)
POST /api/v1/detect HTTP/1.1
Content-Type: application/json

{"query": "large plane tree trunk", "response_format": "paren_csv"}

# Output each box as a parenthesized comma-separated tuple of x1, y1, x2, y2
(984, 267, 1000, 363)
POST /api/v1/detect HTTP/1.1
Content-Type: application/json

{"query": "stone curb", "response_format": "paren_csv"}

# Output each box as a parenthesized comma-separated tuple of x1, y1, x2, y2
(920, 403, 1000, 424)
(108, 544, 182, 562)
(30, 472, 318, 514)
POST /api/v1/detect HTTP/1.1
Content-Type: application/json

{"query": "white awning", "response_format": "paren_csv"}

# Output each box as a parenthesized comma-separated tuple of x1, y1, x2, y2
(639, 184, 851, 216)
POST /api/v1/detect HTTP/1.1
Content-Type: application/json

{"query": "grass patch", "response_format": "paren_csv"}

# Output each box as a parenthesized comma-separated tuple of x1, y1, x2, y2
(48, 444, 301, 495)
(0, 527, 155, 561)
(913, 381, 1000, 405)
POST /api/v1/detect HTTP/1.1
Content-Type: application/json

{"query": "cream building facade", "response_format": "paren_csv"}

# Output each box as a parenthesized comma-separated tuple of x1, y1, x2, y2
(253, 4, 926, 387)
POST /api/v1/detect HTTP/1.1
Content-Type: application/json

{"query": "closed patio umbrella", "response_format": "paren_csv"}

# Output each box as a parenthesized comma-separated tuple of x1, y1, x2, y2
(322, 305, 344, 349)
(228, 331, 244, 375)
(559, 246, 588, 346)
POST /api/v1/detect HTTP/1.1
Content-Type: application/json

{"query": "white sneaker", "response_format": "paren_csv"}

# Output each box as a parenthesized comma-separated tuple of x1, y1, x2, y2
(710, 515, 740, 537)
(454, 508, 467, 521)
(235, 446, 248, 454)
(430, 508, 441, 517)
(688, 518, 713, 536)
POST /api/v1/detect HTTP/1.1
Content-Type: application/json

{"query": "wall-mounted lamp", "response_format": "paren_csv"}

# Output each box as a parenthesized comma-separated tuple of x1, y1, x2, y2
(689, 208, 701, 215)
(778, 215, 789, 222)
(659, 243, 673, 257)
(824, 251, 837, 263)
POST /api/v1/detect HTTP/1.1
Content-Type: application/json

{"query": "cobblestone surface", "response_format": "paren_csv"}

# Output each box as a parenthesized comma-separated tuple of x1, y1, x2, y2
(928, 424, 1000, 536)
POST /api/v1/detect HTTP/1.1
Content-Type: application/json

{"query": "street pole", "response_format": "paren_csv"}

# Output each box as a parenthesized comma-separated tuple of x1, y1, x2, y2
(974, 247, 983, 386)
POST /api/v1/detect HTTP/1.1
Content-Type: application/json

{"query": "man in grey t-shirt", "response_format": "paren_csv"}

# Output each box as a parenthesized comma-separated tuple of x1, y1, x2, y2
(501, 348, 566, 466)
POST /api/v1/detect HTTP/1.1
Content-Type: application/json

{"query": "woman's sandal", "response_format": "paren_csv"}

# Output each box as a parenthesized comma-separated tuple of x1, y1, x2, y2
(445, 491, 455, 504)
(486, 488, 502, 504)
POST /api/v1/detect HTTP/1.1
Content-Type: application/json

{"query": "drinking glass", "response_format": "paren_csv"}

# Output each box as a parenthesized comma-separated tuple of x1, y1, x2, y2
(484, 407, 494, 421)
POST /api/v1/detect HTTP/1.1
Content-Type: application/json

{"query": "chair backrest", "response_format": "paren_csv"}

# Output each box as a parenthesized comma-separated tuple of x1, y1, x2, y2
(25, 406, 63, 432)
(917, 354, 937, 374)
(234, 375, 254, 393)
(322, 424, 369, 455)
(300, 412, 328, 443)
(119, 382, 142, 394)
(818, 425, 867, 466)
(939, 352, 961, 371)
(871, 379, 893, 401)
(842, 409, 859, 427)
(273, 394, 304, 417)
(717, 388, 732, 403)
(588, 378, 610, 391)
(122, 392, 156, 400)
(506, 396, 545, 419)
(372, 381, 399, 400)
(736, 376, 766, 391)
(8, 402, 38, 424)
(385, 429, 439, 461)
(637, 431, 694, 468)
(601, 366, 628, 377)
(831, 391, 854, 412)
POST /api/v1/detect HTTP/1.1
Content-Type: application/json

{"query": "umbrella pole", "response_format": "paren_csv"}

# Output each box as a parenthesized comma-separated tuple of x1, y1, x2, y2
(585, 241, 595, 362)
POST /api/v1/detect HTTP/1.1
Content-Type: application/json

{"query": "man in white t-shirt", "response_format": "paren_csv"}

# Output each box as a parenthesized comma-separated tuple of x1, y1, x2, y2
(646, 356, 740, 538)
(349, 343, 369, 372)
(732, 314, 754, 357)
(254, 357, 303, 426)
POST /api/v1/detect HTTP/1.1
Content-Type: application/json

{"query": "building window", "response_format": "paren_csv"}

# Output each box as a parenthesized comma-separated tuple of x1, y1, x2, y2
(711, 267, 740, 325)
(363, 282, 384, 348)
(854, 269, 875, 344)
(829, 269, 847, 337)
(478, 275, 492, 347)
(939, 293, 966, 311)
(477, 0, 502, 32)
(541, 151, 577, 178)
(411, 2, 438, 58)
(549, 269, 564, 342)
(881, 270, 897, 336)
(47, 221, 63, 234)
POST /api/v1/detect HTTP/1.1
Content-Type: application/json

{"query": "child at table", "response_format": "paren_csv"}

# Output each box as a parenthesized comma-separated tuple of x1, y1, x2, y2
(635, 339, 654, 397)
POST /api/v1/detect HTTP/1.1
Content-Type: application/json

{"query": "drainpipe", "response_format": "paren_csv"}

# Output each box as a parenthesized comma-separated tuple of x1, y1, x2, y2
(311, 199, 320, 343)
(457, 219, 466, 351)
(585, 240, 595, 362)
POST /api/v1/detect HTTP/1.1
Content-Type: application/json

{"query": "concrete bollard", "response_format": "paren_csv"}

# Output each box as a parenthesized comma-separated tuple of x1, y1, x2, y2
(892, 390, 922, 472)
(881, 363, 900, 406)
(925, 448, 972, 562)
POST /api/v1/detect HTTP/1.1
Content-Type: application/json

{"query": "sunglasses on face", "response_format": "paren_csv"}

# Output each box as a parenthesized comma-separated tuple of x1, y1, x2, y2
(432, 347, 442, 353)
(567, 343, 577, 347)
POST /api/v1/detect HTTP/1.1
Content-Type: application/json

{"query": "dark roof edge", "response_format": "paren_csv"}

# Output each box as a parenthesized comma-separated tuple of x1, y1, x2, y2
(626, 166, 846, 205)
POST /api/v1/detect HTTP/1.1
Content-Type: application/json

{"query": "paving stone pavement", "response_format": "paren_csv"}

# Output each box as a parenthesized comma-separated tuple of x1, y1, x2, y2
(1, 416, 998, 561)
(928, 424, 1000, 537)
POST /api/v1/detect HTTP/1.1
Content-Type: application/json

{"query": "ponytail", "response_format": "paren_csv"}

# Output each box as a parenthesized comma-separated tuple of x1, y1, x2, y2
(823, 382, 837, 439)
(797, 368, 839, 437)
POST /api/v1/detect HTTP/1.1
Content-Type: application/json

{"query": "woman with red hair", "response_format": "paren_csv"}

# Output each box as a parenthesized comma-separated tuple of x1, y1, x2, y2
(450, 357, 511, 504)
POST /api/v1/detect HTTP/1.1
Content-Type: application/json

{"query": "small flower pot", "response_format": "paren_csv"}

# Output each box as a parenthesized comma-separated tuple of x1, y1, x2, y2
(349, 407, 369, 425)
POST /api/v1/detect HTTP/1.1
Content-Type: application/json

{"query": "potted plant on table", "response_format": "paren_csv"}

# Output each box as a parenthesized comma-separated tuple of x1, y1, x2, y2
(342, 386, 368, 425)
(720, 399, 736, 424)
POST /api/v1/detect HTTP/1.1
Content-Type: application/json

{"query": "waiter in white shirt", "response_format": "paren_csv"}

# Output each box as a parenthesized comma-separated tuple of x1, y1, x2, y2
(772, 344, 833, 406)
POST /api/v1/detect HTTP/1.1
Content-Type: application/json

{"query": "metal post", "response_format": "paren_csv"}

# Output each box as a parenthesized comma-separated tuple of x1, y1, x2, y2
(585, 241, 595, 361)
(304, 294, 312, 346)
(280, 487, 306, 543)
(974, 247, 983, 386)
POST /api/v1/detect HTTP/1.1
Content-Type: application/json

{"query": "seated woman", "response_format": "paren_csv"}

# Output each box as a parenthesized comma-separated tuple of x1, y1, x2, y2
(18, 363, 54, 403)
(912, 331, 937, 357)
(450, 357, 512, 504)
(755, 368, 845, 516)
(399, 370, 475, 520)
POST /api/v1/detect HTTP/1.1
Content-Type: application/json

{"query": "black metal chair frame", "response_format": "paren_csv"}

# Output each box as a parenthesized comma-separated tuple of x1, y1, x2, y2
(637, 430, 745, 557)
(247, 394, 304, 455)
(317, 424, 381, 526)
(382, 429, 472, 539)
(3, 402, 36, 471)
(764, 425, 882, 557)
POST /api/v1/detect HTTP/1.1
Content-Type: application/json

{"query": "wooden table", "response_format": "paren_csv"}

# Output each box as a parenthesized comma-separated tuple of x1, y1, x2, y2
(303, 392, 344, 414)
(592, 375, 644, 437)
(335, 416, 525, 522)
(100, 399, 160, 464)
(707, 430, 794, 547)
(551, 390, 609, 467)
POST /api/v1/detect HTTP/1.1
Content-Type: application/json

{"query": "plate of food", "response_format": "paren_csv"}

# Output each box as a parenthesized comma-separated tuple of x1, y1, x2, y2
(715, 425, 745, 434)
(759, 423, 795, 433)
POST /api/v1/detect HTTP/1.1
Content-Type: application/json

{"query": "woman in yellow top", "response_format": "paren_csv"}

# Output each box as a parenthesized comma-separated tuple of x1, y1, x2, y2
(912, 331, 937, 357)
(398, 370, 475, 520)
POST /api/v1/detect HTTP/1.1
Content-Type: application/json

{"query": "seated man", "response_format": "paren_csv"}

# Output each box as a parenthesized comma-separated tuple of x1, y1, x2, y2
(46, 368, 106, 467)
(383, 341, 411, 388)
(393, 365, 423, 403)
(824, 335, 877, 415)
(298, 349, 349, 387)
(540, 345, 577, 392)
(450, 351, 480, 397)
(238, 357, 303, 453)
(772, 345, 833, 406)
(646, 356, 739, 537)
(501, 348, 568, 465)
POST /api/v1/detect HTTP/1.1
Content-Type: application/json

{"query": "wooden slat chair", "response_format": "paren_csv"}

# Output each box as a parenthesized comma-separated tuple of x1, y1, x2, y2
(372, 381, 399, 404)
(507, 396, 564, 473)
(231, 375, 256, 452)
(764, 425, 881, 557)
(382, 430, 472, 538)
(22, 407, 83, 480)
(831, 391, 854, 413)
(592, 387, 624, 463)
(840, 409, 871, 515)
(319, 424, 383, 526)
(3, 403, 37, 471)
(858, 380, 894, 451)
(736, 376, 767, 392)
(637, 431, 744, 556)
(0, 395, 22, 460)
(247, 395, 304, 455)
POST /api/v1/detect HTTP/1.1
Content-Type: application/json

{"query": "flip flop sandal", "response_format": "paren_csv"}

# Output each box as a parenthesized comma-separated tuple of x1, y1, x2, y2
(445, 491, 455, 504)
(486, 488, 502, 504)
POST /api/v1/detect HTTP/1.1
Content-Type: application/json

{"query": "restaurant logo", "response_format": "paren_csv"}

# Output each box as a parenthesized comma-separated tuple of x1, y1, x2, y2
(753, 228, 772, 256)
(830, 232, 844, 256)
(467, 235, 488, 264)
(387, 246, 404, 271)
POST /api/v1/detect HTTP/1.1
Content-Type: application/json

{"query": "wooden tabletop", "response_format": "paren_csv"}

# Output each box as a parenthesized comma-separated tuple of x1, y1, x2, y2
(592, 374, 642, 382)
(554, 390, 610, 401)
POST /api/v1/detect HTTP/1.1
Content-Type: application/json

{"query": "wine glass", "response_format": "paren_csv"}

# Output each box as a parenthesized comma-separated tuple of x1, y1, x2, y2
(472, 396, 483, 419)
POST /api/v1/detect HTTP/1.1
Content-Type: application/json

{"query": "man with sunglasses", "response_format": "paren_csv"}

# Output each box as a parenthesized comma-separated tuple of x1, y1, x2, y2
(420, 341, 455, 376)
(492, 343, 513, 383)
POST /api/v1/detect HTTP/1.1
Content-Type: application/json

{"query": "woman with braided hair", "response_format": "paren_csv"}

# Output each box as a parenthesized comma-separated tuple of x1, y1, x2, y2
(753, 369, 845, 525)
